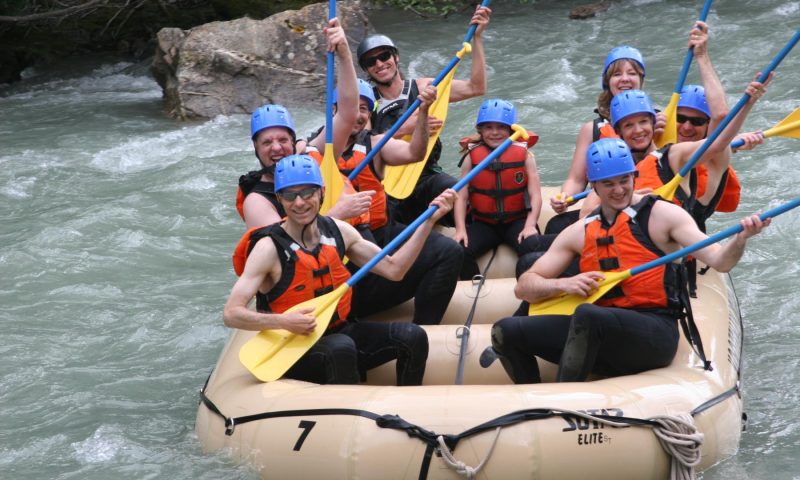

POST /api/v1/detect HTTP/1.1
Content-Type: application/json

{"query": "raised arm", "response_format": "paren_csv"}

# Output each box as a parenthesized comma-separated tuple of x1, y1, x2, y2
(447, 5, 490, 102)
(341, 189, 457, 280)
(375, 85, 436, 169)
(691, 21, 729, 128)
(308, 17, 358, 159)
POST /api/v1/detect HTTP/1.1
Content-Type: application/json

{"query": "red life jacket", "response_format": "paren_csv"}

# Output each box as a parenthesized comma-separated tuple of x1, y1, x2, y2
(232, 216, 351, 330)
(580, 196, 683, 312)
(235, 170, 284, 221)
(635, 146, 697, 210)
(335, 130, 388, 230)
(466, 140, 533, 224)
(306, 150, 371, 228)
(696, 164, 741, 213)
(592, 116, 620, 141)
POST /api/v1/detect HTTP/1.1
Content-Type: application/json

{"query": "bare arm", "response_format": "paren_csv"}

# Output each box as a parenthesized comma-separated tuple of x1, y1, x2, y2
(518, 151, 542, 242)
(515, 222, 604, 303)
(223, 238, 317, 334)
(453, 157, 473, 246)
(340, 189, 457, 280)
(446, 5, 490, 102)
(308, 18, 358, 159)
(691, 21, 729, 128)
(375, 85, 436, 168)
(553, 121, 593, 213)
(243, 194, 283, 229)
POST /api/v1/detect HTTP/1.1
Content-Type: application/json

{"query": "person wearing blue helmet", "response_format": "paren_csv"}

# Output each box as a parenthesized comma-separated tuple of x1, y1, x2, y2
(491, 138, 772, 385)
(357, 5, 492, 228)
(225, 155, 459, 385)
(307, 79, 463, 327)
(236, 18, 373, 231)
(453, 99, 543, 280)
(550, 44, 667, 222)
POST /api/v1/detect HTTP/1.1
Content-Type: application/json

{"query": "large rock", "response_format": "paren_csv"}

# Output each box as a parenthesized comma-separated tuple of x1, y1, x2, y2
(151, 1, 370, 119)
(569, 0, 611, 20)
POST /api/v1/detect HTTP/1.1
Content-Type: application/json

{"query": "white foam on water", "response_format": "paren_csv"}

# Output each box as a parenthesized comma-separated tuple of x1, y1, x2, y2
(71, 425, 126, 464)
(0, 433, 70, 466)
(0, 176, 36, 199)
(774, 2, 800, 16)
(90, 115, 245, 174)
(172, 175, 217, 192)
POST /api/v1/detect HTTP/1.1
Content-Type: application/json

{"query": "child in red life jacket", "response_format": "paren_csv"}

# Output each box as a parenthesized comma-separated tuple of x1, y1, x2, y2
(453, 99, 542, 280)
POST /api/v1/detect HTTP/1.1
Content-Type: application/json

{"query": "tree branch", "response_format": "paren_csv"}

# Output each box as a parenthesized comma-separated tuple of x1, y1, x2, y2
(0, 0, 109, 24)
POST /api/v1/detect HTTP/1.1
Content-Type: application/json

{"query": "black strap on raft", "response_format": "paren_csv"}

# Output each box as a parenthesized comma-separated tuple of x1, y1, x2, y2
(677, 266, 713, 371)
(199, 380, 740, 479)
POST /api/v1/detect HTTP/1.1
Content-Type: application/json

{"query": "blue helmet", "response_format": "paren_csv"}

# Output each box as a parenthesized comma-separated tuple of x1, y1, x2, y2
(250, 104, 296, 141)
(610, 89, 655, 128)
(586, 138, 637, 182)
(333, 79, 376, 112)
(602, 45, 646, 89)
(476, 99, 517, 127)
(274, 154, 324, 193)
(677, 85, 711, 118)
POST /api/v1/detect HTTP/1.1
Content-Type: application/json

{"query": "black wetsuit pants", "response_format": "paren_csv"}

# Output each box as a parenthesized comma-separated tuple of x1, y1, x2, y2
(458, 218, 541, 280)
(350, 221, 463, 325)
(491, 303, 680, 384)
(389, 172, 458, 227)
(284, 321, 429, 386)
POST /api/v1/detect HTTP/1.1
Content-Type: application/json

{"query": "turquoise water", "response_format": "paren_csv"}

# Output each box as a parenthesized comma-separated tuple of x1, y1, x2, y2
(1, 1, 799, 478)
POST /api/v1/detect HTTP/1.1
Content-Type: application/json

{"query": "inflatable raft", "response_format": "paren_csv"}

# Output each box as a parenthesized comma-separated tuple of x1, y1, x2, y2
(196, 188, 744, 479)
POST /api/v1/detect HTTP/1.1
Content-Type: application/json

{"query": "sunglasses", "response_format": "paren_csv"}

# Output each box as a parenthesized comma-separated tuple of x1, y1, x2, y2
(278, 186, 320, 202)
(362, 50, 393, 68)
(676, 114, 709, 127)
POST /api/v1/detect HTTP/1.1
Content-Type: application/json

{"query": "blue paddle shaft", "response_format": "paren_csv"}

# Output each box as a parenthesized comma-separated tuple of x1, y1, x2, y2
(672, 0, 714, 95)
(464, 0, 492, 42)
(347, 2, 491, 181)
(347, 136, 518, 286)
(629, 196, 800, 276)
(677, 29, 800, 179)
(325, 0, 335, 145)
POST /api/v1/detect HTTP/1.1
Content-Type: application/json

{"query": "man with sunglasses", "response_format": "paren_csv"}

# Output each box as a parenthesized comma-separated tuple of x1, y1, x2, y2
(225, 155, 458, 385)
(355, 5, 492, 227)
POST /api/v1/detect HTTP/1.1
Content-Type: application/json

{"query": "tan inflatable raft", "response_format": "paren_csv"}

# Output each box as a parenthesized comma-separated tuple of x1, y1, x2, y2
(196, 188, 744, 479)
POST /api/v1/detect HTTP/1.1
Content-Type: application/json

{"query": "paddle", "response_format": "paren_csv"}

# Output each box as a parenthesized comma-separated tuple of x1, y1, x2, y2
(241, 125, 530, 382)
(382, 49, 463, 199)
(528, 196, 800, 316)
(654, 29, 800, 202)
(730, 106, 800, 149)
(347, 0, 491, 187)
(319, 0, 346, 214)
(653, 0, 714, 148)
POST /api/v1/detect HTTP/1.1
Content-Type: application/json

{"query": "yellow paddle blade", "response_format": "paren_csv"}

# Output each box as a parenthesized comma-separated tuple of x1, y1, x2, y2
(382, 55, 460, 199)
(527, 270, 632, 316)
(652, 173, 683, 202)
(765, 107, 800, 139)
(320, 143, 345, 214)
(654, 92, 681, 149)
(239, 284, 350, 382)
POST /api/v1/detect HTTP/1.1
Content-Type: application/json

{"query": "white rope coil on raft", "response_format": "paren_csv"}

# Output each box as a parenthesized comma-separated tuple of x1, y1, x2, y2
(436, 427, 502, 480)
(435, 409, 703, 480)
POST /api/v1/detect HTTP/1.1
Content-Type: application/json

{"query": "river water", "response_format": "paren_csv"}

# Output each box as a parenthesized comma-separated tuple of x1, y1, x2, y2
(1, 1, 799, 478)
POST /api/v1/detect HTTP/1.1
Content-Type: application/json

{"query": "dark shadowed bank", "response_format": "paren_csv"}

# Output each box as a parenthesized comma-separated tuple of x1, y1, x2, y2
(0, 0, 594, 87)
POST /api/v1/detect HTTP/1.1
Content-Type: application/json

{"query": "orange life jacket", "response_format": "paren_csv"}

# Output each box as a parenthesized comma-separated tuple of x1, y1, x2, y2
(696, 164, 741, 213)
(334, 130, 388, 230)
(306, 150, 371, 228)
(634, 145, 697, 210)
(236, 170, 284, 221)
(232, 216, 351, 330)
(465, 140, 533, 224)
(580, 196, 683, 312)
(592, 116, 620, 141)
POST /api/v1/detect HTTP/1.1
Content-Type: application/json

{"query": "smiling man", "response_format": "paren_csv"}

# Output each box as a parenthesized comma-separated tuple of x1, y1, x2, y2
(491, 138, 770, 384)
(355, 5, 491, 226)
(224, 155, 458, 385)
